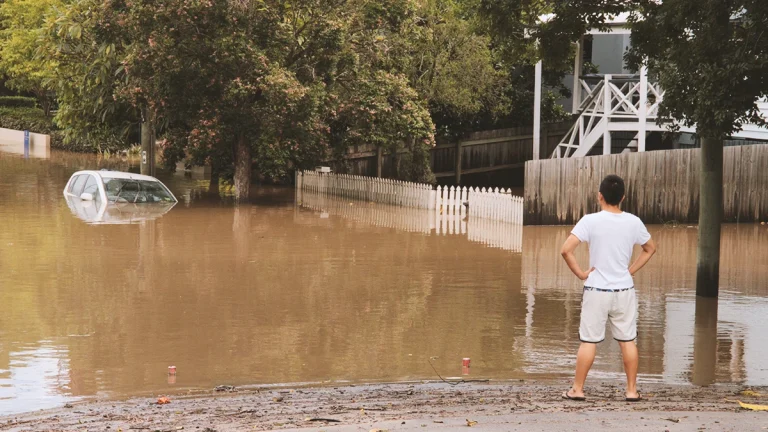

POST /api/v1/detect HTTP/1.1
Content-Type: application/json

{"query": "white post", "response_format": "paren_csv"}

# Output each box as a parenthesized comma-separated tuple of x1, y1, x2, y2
(533, 60, 543, 160)
(572, 37, 583, 114)
(639, 65, 648, 152)
(603, 74, 612, 155)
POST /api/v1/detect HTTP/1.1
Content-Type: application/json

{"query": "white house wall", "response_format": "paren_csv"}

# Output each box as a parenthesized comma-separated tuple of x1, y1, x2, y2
(558, 34, 633, 114)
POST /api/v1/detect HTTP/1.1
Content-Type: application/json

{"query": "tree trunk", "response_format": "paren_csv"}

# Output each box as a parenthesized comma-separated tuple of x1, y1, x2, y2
(233, 133, 252, 203)
(208, 163, 220, 197)
(140, 107, 155, 177)
(696, 136, 723, 297)
(393, 146, 401, 180)
(691, 296, 718, 386)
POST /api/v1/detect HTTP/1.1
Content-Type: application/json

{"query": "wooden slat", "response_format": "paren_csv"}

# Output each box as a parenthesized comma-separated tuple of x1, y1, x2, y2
(524, 144, 768, 225)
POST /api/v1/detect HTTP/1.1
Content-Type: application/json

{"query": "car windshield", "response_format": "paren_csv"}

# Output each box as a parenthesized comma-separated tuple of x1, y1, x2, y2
(103, 178, 176, 203)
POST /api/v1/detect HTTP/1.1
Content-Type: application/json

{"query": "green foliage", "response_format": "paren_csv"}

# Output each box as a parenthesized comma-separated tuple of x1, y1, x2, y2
(41, 0, 137, 148)
(627, 0, 768, 139)
(0, 0, 63, 114)
(393, 0, 508, 139)
(0, 96, 37, 108)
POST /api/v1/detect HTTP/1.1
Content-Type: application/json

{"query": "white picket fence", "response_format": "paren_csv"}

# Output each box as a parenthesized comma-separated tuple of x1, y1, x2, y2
(297, 171, 524, 225)
(298, 170, 432, 209)
(434, 185, 523, 225)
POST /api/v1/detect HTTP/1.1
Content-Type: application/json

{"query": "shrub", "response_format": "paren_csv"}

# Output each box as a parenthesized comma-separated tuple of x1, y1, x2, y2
(0, 106, 57, 134)
(0, 96, 37, 108)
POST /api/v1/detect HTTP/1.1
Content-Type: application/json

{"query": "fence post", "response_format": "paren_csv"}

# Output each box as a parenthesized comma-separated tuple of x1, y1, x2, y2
(455, 140, 463, 185)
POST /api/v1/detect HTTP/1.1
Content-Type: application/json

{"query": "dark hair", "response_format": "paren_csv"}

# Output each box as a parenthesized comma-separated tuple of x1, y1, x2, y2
(599, 175, 625, 206)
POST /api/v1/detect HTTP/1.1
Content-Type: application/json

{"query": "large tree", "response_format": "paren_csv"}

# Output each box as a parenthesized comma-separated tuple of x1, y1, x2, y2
(45, 0, 438, 200)
(627, 0, 768, 297)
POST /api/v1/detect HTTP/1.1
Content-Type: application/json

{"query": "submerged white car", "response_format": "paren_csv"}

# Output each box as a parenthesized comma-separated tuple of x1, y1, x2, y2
(63, 170, 177, 204)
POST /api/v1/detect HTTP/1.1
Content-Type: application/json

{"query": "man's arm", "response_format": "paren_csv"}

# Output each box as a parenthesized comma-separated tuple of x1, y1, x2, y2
(560, 234, 594, 281)
(629, 239, 656, 276)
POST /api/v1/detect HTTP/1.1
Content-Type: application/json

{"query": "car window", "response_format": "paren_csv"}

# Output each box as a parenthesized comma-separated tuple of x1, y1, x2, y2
(70, 175, 89, 196)
(103, 178, 176, 203)
(83, 175, 99, 195)
(68, 175, 81, 193)
(82, 175, 101, 202)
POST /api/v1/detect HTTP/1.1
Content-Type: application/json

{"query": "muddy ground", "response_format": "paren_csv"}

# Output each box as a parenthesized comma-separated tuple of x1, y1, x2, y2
(2, 381, 767, 431)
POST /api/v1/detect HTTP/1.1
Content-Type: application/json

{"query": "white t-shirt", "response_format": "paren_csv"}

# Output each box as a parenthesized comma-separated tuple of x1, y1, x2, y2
(571, 211, 651, 290)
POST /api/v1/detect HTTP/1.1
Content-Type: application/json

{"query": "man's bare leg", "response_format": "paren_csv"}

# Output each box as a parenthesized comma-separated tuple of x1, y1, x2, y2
(619, 341, 639, 398)
(569, 342, 597, 397)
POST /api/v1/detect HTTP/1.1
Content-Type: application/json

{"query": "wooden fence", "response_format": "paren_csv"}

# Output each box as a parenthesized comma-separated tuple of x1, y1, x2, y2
(334, 122, 572, 184)
(298, 171, 524, 225)
(524, 144, 768, 225)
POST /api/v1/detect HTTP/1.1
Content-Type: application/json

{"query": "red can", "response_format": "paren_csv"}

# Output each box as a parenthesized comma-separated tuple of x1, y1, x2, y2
(168, 366, 177, 375)
(462, 365, 470, 376)
(462, 358, 471, 368)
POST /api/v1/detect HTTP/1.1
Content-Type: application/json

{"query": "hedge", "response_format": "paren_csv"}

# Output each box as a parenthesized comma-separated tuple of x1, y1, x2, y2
(0, 96, 37, 108)
(0, 106, 57, 134)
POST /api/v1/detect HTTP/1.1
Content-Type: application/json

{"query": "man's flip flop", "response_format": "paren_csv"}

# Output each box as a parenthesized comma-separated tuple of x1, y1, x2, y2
(562, 391, 586, 401)
(625, 394, 643, 402)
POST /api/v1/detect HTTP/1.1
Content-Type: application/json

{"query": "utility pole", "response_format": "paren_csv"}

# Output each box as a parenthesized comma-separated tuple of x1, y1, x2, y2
(140, 107, 156, 177)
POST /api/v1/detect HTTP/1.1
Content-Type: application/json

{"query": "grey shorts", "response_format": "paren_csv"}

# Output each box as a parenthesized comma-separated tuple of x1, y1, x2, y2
(579, 286, 638, 343)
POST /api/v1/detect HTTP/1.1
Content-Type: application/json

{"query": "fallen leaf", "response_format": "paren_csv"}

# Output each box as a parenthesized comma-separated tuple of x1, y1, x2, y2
(737, 400, 768, 411)
(157, 397, 171, 405)
(433, 420, 444, 424)
(272, 396, 284, 402)
(741, 390, 763, 397)
(466, 419, 478, 427)
(662, 417, 681, 423)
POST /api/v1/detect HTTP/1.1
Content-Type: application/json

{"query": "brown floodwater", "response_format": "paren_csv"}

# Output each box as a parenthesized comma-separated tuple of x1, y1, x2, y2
(1, 150, 767, 415)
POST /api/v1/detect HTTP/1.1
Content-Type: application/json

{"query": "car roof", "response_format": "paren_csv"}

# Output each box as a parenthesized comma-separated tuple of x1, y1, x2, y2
(72, 170, 162, 182)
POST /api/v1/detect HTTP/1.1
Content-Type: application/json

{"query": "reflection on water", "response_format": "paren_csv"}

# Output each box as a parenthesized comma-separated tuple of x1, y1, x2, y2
(0, 344, 74, 411)
(299, 192, 523, 252)
(1, 150, 768, 415)
(0, 138, 50, 159)
(65, 196, 176, 225)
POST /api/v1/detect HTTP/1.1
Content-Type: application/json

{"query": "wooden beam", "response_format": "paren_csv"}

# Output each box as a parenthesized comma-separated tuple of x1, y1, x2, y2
(434, 162, 526, 178)
(344, 151, 378, 159)
(533, 60, 542, 160)
(638, 65, 648, 152)
(572, 37, 584, 114)
(603, 74, 612, 155)
(433, 135, 535, 150)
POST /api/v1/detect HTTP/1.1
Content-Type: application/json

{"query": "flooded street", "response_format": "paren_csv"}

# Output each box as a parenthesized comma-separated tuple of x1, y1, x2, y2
(1, 151, 767, 415)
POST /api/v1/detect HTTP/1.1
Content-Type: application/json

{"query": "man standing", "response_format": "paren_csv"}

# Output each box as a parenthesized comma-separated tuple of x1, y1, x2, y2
(560, 175, 657, 401)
